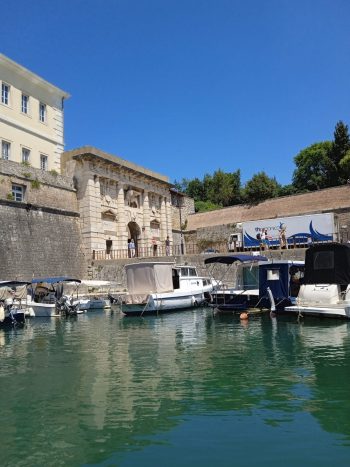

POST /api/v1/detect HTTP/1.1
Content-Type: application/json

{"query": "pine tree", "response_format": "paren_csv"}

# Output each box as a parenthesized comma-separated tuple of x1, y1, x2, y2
(329, 121, 350, 184)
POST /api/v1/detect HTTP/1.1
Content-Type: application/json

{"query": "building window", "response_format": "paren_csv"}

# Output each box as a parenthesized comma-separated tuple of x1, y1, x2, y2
(22, 147, 30, 163)
(12, 184, 25, 202)
(1, 140, 10, 160)
(21, 94, 29, 114)
(40, 154, 48, 170)
(39, 102, 46, 122)
(1, 83, 10, 105)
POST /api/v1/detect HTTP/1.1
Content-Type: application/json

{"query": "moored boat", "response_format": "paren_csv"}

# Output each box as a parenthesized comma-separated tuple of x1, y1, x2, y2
(204, 254, 267, 312)
(27, 277, 81, 317)
(121, 262, 216, 316)
(73, 280, 119, 311)
(258, 260, 305, 311)
(284, 243, 350, 319)
(0, 281, 30, 327)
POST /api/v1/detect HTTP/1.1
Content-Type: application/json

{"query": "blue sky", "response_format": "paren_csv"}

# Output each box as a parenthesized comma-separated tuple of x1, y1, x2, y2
(2, 0, 350, 185)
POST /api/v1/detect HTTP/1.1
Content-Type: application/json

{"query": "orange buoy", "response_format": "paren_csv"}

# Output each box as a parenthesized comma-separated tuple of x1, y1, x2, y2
(240, 312, 249, 320)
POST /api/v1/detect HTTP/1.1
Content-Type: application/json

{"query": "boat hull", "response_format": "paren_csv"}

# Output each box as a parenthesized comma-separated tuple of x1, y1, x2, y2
(210, 289, 260, 312)
(0, 311, 25, 327)
(284, 304, 350, 319)
(28, 303, 59, 317)
(122, 292, 207, 316)
(77, 299, 111, 311)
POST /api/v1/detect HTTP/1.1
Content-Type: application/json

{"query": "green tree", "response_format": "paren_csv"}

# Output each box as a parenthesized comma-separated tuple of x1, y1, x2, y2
(173, 178, 189, 193)
(292, 141, 333, 191)
(339, 153, 350, 182)
(277, 184, 299, 197)
(202, 174, 213, 201)
(243, 172, 280, 204)
(186, 178, 205, 201)
(207, 169, 241, 206)
(329, 121, 350, 184)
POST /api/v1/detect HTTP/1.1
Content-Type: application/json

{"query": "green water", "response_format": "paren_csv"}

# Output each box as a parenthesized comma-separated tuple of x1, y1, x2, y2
(1, 309, 350, 466)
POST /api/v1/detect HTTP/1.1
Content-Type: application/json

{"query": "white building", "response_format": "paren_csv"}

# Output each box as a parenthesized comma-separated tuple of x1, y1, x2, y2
(0, 54, 69, 171)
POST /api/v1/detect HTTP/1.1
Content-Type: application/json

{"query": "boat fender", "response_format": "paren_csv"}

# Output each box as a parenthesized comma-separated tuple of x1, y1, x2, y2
(191, 296, 198, 307)
(240, 312, 249, 320)
(0, 305, 4, 322)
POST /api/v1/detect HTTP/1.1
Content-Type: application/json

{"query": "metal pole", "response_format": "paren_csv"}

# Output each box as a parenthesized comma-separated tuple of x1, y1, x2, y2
(179, 196, 184, 255)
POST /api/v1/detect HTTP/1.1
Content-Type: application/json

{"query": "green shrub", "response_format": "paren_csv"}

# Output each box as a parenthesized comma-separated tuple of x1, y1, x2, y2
(31, 178, 41, 189)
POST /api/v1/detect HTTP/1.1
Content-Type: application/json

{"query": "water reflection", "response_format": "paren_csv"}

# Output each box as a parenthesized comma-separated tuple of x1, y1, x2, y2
(1, 310, 350, 466)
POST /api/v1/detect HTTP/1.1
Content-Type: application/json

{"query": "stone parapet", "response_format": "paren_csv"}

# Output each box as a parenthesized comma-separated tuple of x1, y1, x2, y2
(0, 160, 78, 212)
(187, 185, 350, 231)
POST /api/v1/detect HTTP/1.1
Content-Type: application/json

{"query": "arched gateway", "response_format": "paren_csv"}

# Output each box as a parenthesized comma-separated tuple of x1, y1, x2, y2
(61, 147, 174, 259)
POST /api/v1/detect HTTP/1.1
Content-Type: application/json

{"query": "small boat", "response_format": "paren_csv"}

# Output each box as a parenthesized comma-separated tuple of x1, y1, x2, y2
(258, 260, 305, 311)
(73, 280, 118, 311)
(0, 280, 30, 327)
(121, 262, 215, 316)
(204, 254, 267, 312)
(284, 243, 350, 319)
(27, 277, 81, 317)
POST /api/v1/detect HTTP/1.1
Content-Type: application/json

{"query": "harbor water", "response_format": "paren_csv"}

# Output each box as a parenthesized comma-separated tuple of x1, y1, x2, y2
(1, 309, 350, 466)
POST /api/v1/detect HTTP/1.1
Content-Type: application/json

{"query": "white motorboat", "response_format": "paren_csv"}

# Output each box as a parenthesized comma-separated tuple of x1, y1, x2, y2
(27, 277, 81, 317)
(0, 281, 30, 326)
(121, 262, 216, 316)
(74, 280, 119, 310)
(284, 243, 350, 319)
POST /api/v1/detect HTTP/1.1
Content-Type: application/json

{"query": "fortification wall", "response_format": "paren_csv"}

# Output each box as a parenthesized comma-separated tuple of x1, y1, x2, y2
(0, 201, 86, 280)
(187, 185, 350, 231)
(0, 160, 86, 280)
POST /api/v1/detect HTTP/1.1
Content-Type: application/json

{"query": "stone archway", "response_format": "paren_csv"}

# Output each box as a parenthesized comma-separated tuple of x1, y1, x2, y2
(127, 221, 141, 256)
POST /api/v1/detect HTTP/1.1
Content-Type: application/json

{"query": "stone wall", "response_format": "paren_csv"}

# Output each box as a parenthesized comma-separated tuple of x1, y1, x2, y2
(187, 185, 350, 231)
(171, 192, 195, 230)
(185, 185, 350, 246)
(0, 201, 86, 280)
(0, 160, 86, 280)
(0, 160, 77, 210)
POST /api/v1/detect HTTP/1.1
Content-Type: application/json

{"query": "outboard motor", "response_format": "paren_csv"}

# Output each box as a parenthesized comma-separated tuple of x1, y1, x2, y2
(56, 296, 79, 317)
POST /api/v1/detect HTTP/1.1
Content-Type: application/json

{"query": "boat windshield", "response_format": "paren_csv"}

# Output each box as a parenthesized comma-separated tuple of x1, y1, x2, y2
(180, 267, 197, 277)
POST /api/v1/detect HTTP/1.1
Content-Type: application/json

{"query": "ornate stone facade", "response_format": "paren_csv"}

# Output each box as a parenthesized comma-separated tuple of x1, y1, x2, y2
(62, 147, 174, 257)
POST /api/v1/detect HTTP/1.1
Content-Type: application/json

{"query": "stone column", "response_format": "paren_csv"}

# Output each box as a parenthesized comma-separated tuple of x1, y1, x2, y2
(160, 196, 167, 242)
(142, 191, 151, 254)
(116, 184, 128, 250)
(165, 197, 173, 240)
(79, 170, 103, 255)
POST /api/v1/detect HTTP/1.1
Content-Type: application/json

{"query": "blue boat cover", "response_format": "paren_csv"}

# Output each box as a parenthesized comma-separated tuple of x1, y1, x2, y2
(204, 254, 267, 265)
(259, 263, 290, 303)
(31, 276, 81, 284)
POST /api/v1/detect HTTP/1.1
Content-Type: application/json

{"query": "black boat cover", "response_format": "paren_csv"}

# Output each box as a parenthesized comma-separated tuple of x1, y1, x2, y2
(304, 242, 350, 285)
